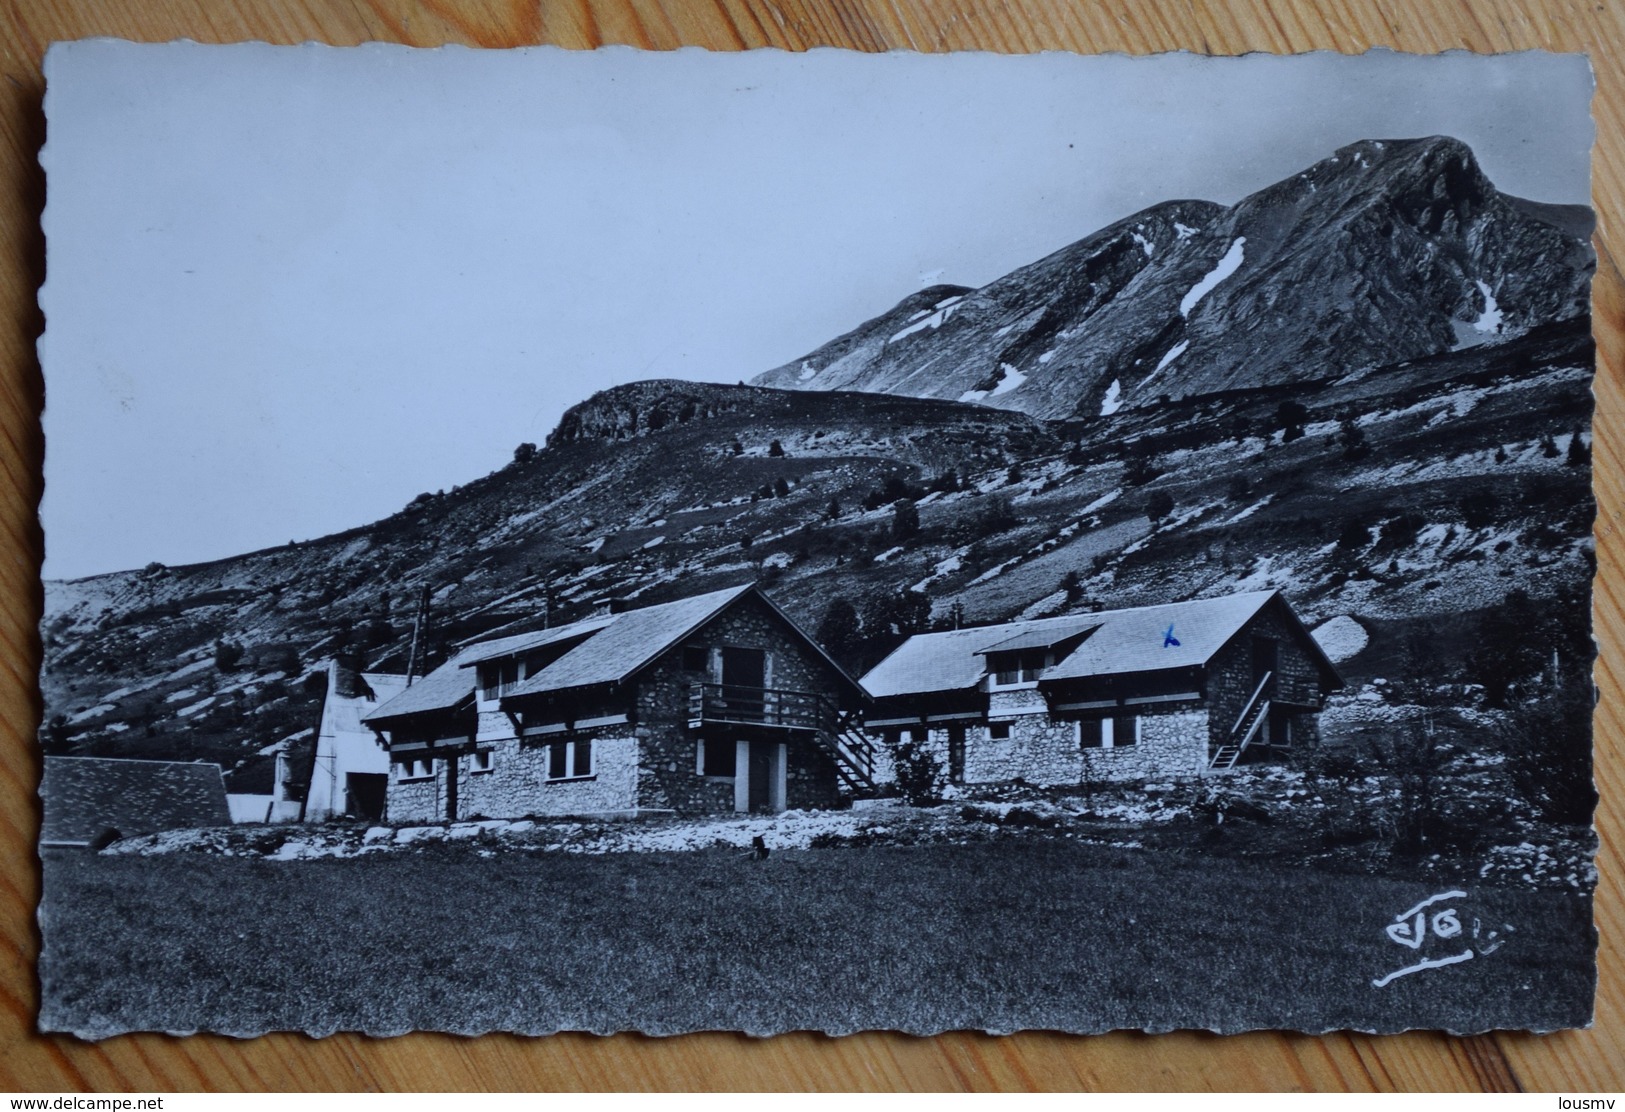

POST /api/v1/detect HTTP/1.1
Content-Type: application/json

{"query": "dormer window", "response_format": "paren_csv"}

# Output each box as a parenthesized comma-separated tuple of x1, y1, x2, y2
(989, 650, 1048, 687)
(481, 659, 520, 701)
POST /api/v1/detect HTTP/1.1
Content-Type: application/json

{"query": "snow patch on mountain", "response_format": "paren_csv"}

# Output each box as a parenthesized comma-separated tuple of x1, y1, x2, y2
(1180, 238, 1246, 316)
(1473, 280, 1503, 333)
(1100, 379, 1123, 416)
(888, 297, 963, 344)
(991, 364, 1027, 397)
(1143, 340, 1190, 385)
(1132, 231, 1154, 257)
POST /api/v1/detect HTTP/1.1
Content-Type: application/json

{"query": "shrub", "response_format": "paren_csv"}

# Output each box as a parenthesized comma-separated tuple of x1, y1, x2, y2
(1566, 428, 1591, 467)
(1274, 400, 1309, 441)
(1338, 417, 1370, 462)
(1146, 490, 1175, 523)
(768, 439, 785, 458)
(1122, 452, 1161, 487)
(1502, 672, 1597, 826)
(1459, 490, 1499, 530)
(214, 638, 245, 673)
(892, 499, 920, 541)
(888, 734, 944, 806)
(513, 442, 537, 464)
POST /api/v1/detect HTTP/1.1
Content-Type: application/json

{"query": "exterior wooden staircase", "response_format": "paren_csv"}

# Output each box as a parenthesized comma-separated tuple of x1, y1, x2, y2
(688, 682, 878, 794)
(821, 707, 879, 795)
(1210, 670, 1272, 771)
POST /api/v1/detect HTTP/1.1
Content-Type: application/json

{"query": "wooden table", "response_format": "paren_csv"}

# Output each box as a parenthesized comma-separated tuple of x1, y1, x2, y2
(0, 0, 1619, 1092)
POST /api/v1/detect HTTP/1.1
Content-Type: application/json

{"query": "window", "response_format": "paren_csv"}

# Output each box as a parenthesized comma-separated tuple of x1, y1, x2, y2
(481, 659, 520, 700)
(681, 645, 710, 673)
(987, 721, 1012, 740)
(1081, 715, 1139, 749)
(469, 750, 495, 774)
(990, 650, 1047, 687)
(545, 738, 593, 781)
(908, 725, 928, 743)
(398, 758, 435, 781)
(698, 738, 737, 777)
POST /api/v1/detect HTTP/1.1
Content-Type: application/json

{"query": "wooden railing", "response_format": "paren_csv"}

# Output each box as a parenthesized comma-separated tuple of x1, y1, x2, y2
(687, 682, 828, 731)
(687, 683, 877, 792)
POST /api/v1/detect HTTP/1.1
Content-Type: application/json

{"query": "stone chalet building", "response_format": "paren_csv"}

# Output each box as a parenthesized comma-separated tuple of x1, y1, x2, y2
(363, 584, 872, 822)
(859, 590, 1342, 788)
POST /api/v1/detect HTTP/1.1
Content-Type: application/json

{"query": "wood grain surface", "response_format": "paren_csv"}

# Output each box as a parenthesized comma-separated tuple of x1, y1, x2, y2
(0, 0, 1620, 1093)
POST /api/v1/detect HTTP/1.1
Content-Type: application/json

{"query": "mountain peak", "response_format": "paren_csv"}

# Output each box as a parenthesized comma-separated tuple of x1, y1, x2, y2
(752, 136, 1589, 419)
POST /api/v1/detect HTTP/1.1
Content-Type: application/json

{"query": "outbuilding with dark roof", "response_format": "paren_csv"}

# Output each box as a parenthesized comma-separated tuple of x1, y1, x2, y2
(40, 756, 232, 848)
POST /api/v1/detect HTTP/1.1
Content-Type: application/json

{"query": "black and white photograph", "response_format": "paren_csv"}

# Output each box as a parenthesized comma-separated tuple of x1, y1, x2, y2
(35, 43, 1597, 1038)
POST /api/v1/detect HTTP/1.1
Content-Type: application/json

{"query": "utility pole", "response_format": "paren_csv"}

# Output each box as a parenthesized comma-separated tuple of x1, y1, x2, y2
(405, 585, 431, 686)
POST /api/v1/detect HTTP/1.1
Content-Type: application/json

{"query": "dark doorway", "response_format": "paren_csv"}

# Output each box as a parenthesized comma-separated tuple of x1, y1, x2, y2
(444, 757, 459, 822)
(1251, 636, 1279, 686)
(748, 741, 774, 812)
(722, 646, 767, 689)
(346, 772, 387, 822)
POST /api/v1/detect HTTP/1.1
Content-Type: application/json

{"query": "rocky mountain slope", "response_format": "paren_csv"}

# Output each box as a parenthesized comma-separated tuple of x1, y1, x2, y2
(38, 136, 1594, 799)
(752, 137, 1592, 420)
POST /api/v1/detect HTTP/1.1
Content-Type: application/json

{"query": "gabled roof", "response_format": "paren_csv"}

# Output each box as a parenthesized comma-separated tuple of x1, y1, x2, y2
(977, 616, 1101, 655)
(504, 584, 756, 700)
(321, 663, 409, 735)
(40, 756, 231, 846)
(362, 655, 478, 724)
(453, 617, 616, 668)
(1041, 591, 1279, 681)
(862, 610, 1106, 699)
(862, 590, 1325, 699)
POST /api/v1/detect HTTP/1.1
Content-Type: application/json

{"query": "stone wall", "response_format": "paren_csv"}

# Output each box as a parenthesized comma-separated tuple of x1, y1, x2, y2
(456, 735, 639, 819)
(870, 698, 1210, 790)
(632, 592, 845, 814)
(387, 771, 442, 823)
(1205, 600, 1328, 752)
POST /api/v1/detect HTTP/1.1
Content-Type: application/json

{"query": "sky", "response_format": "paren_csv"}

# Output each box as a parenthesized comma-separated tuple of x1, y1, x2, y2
(38, 44, 1594, 580)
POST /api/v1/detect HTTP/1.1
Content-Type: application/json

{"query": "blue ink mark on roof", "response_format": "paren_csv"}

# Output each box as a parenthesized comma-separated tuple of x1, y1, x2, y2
(1163, 624, 1180, 648)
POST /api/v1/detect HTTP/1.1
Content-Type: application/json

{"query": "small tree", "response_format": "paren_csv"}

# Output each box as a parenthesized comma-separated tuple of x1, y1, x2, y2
(892, 498, 920, 541)
(768, 439, 786, 458)
(1567, 428, 1591, 467)
(1338, 417, 1370, 462)
(815, 598, 863, 669)
(1060, 569, 1083, 604)
(825, 497, 842, 521)
(730, 438, 744, 456)
(1146, 490, 1175, 524)
(1494, 444, 1510, 464)
(1274, 400, 1310, 442)
(1123, 451, 1161, 487)
(513, 442, 538, 464)
(889, 732, 944, 806)
(1540, 432, 1560, 459)
(1503, 670, 1597, 825)
(214, 637, 245, 673)
(773, 477, 791, 499)
(1006, 461, 1025, 484)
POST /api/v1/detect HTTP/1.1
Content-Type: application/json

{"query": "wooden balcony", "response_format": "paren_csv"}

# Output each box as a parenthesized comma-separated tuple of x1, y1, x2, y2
(687, 683, 830, 732)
